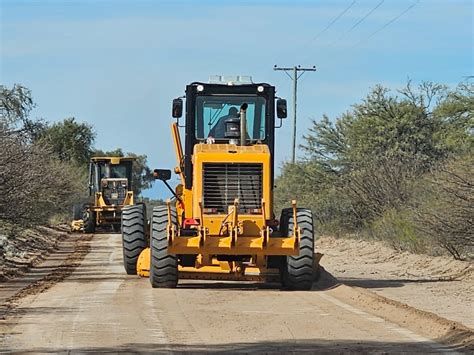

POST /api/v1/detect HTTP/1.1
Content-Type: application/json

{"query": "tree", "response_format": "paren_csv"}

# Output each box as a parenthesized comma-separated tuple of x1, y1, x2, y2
(302, 82, 450, 173)
(0, 133, 86, 225)
(0, 84, 34, 126)
(276, 80, 473, 256)
(298, 82, 466, 220)
(37, 118, 95, 166)
(0, 85, 86, 227)
(92, 148, 152, 196)
(432, 81, 474, 155)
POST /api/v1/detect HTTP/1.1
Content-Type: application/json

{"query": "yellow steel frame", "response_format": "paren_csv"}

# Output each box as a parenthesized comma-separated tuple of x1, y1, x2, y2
(89, 156, 135, 226)
(92, 191, 134, 209)
(165, 199, 300, 256)
(134, 124, 302, 280)
(137, 247, 280, 281)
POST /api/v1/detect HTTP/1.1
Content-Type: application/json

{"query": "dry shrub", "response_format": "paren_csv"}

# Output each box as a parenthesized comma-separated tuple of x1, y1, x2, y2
(0, 125, 86, 227)
(414, 156, 473, 260)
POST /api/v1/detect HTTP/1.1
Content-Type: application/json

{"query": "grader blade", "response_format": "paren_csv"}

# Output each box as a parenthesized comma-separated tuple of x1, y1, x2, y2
(136, 247, 322, 283)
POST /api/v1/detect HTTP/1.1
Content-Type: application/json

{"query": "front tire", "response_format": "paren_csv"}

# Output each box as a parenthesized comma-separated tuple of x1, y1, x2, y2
(149, 206, 178, 288)
(121, 204, 147, 275)
(83, 208, 96, 234)
(280, 208, 315, 290)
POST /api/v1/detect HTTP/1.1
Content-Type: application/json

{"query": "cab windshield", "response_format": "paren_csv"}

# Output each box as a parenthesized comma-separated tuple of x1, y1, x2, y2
(98, 163, 130, 179)
(195, 96, 266, 141)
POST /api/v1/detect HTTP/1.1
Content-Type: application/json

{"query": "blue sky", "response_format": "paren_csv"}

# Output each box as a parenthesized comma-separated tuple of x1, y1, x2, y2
(1, 0, 472, 199)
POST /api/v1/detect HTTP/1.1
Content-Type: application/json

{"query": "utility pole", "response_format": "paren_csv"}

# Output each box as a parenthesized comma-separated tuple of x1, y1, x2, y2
(273, 65, 316, 163)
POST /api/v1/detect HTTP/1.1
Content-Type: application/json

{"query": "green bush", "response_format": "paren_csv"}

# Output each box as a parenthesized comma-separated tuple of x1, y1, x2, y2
(275, 80, 473, 258)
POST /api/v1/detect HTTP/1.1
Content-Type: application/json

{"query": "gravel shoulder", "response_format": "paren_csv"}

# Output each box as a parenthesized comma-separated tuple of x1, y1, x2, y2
(318, 235, 474, 329)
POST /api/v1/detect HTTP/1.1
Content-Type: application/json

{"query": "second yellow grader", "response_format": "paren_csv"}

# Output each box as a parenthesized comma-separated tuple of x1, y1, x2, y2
(121, 76, 316, 290)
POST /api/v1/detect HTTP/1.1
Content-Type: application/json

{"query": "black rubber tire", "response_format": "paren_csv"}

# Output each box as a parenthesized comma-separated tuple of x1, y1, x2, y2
(280, 208, 315, 291)
(121, 204, 147, 275)
(149, 206, 178, 288)
(83, 208, 96, 234)
(72, 204, 83, 220)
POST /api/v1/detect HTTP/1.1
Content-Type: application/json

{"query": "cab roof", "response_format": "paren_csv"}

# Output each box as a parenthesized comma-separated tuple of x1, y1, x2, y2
(91, 157, 136, 164)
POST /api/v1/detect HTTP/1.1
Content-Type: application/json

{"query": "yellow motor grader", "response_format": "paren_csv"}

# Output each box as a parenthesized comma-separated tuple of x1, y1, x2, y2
(122, 76, 316, 290)
(77, 157, 135, 233)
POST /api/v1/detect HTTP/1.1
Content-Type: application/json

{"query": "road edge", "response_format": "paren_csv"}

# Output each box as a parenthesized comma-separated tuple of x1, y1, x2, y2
(316, 268, 474, 351)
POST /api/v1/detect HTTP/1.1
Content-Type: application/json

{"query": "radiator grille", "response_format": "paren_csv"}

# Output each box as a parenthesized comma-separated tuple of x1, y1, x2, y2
(203, 163, 263, 213)
(102, 179, 127, 205)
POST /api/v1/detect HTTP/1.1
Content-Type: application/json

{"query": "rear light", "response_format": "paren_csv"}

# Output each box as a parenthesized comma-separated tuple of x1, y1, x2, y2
(121, 181, 127, 187)
(249, 208, 262, 214)
(203, 208, 217, 214)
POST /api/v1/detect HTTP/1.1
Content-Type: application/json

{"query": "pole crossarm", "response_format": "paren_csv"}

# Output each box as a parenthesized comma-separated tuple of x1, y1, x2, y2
(273, 65, 317, 163)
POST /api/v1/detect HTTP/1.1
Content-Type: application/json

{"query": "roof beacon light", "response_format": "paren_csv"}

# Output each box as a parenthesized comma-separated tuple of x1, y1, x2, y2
(257, 85, 264, 92)
(197, 84, 204, 92)
(208, 75, 253, 85)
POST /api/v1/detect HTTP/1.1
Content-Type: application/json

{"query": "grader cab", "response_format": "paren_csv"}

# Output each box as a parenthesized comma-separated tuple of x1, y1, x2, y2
(122, 76, 316, 290)
(81, 157, 135, 233)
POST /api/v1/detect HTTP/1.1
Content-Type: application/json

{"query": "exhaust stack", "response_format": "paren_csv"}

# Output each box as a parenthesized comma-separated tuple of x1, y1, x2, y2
(240, 103, 248, 146)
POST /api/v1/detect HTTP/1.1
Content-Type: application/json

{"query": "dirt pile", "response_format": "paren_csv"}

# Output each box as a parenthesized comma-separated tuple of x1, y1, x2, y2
(318, 235, 474, 329)
(0, 225, 70, 281)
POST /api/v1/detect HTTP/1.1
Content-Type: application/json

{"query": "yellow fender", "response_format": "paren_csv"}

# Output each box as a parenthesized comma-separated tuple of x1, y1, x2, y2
(137, 247, 151, 277)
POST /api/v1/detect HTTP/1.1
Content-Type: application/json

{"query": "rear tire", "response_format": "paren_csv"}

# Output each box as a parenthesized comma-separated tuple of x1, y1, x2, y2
(121, 204, 147, 275)
(280, 208, 315, 291)
(72, 204, 83, 220)
(149, 206, 178, 288)
(83, 208, 96, 234)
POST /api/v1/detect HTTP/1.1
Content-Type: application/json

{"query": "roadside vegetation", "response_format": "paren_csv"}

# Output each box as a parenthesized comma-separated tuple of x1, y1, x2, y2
(275, 80, 473, 260)
(0, 84, 152, 264)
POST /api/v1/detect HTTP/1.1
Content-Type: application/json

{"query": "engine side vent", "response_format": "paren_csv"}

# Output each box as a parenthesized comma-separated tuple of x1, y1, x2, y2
(203, 163, 263, 214)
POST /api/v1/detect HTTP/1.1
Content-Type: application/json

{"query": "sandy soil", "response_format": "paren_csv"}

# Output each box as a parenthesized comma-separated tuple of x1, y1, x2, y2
(0, 233, 472, 353)
(318, 235, 474, 329)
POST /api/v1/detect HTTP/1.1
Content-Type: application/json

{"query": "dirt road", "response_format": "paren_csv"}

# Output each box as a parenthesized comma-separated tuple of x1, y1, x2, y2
(0, 233, 471, 353)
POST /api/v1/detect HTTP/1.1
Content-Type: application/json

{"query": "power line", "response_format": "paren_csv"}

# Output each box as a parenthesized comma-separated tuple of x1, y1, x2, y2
(299, 0, 356, 62)
(339, 0, 385, 40)
(353, 0, 419, 47)
(326, 0, 384, 49)
(305, 0, 356, 47)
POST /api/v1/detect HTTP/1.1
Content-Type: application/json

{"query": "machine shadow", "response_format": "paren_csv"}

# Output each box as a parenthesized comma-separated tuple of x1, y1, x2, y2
(338, 277, 458, 289)
(176, 266, 341, 292)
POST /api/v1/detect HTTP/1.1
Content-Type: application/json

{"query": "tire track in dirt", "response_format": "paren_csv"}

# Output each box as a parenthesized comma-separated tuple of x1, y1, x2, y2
(0, 233, 93, 320)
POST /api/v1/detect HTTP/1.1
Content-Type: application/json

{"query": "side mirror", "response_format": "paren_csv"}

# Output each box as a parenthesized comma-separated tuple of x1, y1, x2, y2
(276, 99, 287, 119)
(153, 169, 172, 181)
(172, 98, 183, 118)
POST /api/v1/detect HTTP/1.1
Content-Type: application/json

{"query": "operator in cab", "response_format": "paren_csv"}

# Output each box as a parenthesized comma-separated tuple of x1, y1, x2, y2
(208, 106, 239, 138)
